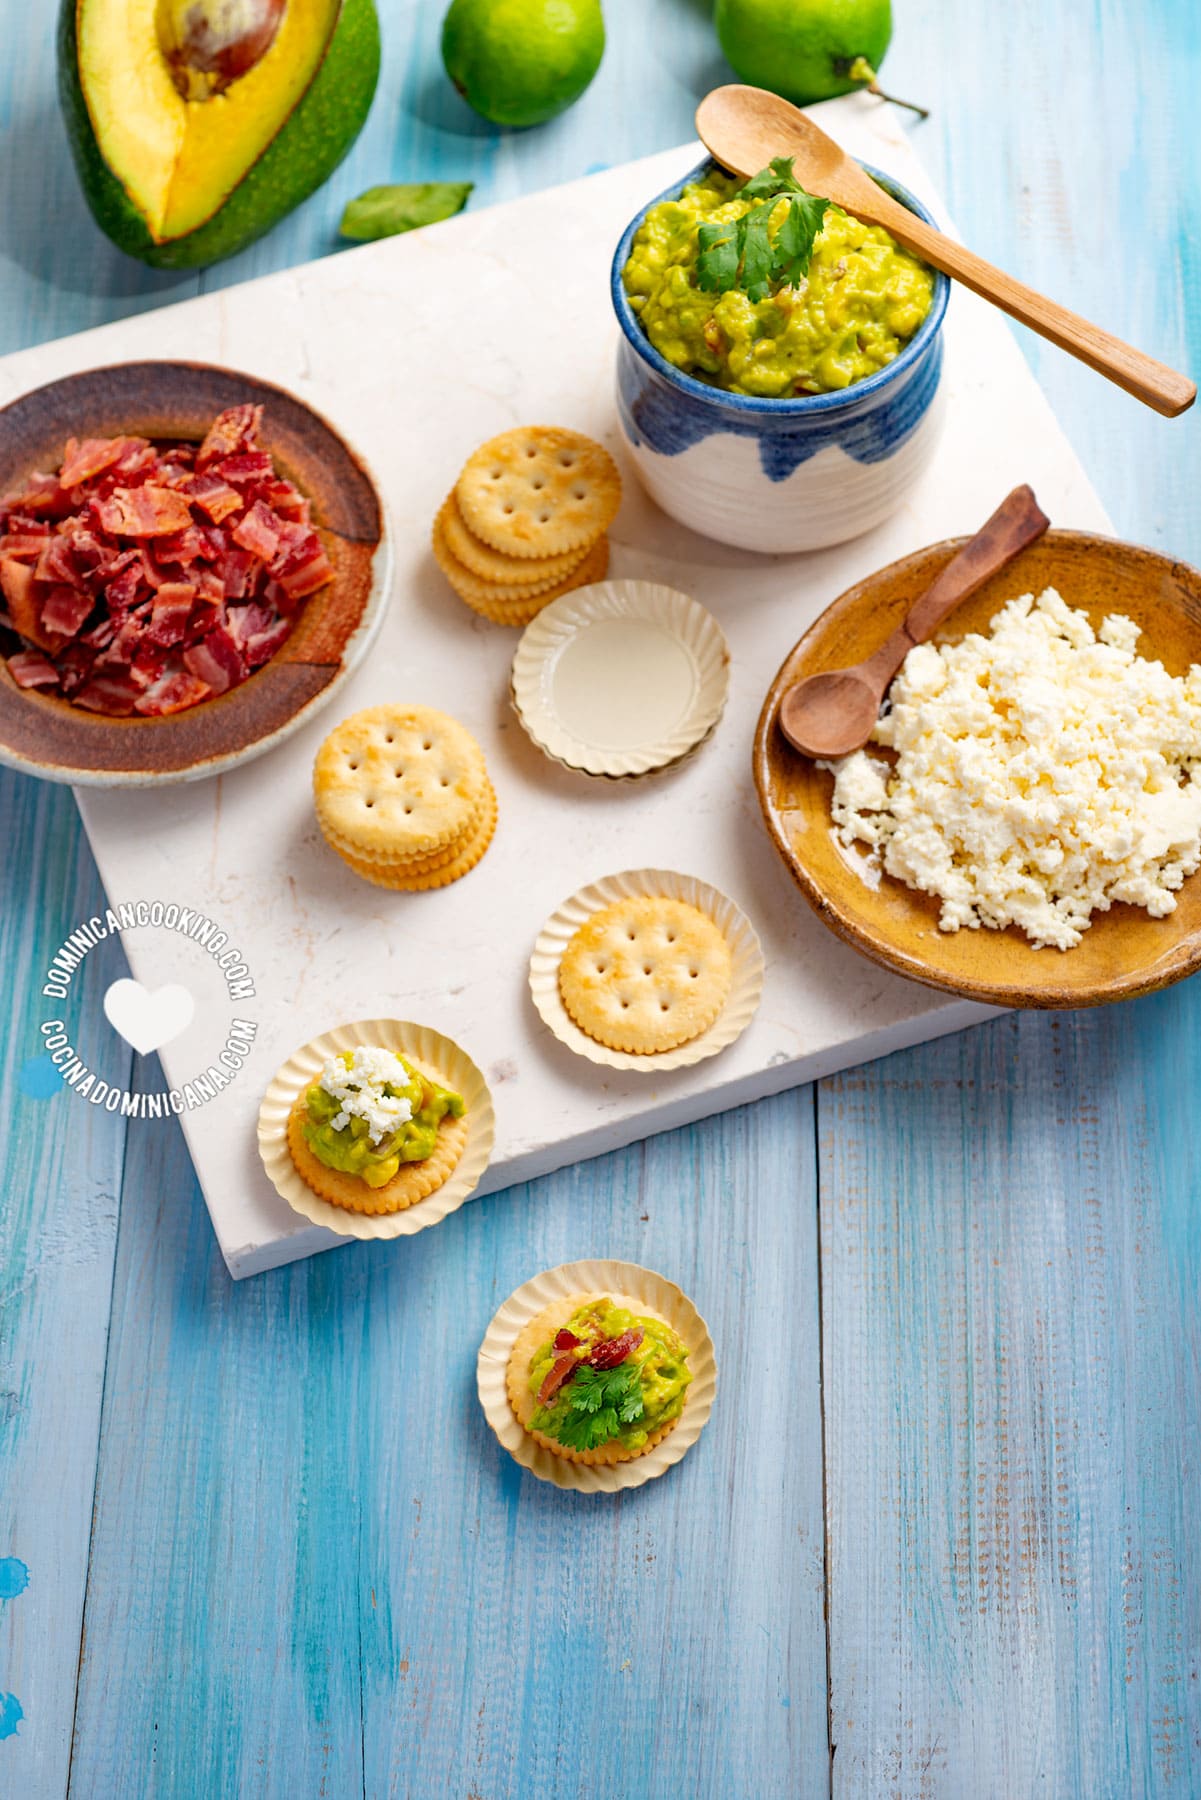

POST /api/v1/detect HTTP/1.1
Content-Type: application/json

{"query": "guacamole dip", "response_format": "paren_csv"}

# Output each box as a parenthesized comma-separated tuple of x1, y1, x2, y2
(622, 169, 935, 398)
(302, 1045, 464, 1189)
(528, 1298, 691, 1455)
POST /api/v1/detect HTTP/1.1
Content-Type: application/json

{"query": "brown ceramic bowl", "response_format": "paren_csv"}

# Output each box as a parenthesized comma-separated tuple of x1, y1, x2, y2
(755, 531, 1201, 1008)
(0, 361, 390, 785)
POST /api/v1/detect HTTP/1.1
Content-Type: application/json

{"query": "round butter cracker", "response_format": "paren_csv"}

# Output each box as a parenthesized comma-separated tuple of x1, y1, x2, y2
(505, 1291, 683, 1467)
(439, 492, 591, 587)
(456, 426, 621, 558)
(333, 779, 498, 890)
(287, 1096, 468, 1213)
(558, 895, 733, 1054)
(314, 704, 487, 858)
(459, 537, 610, 627)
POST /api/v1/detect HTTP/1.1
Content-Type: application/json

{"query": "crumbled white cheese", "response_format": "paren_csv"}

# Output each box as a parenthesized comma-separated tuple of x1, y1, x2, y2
(318, 1045, 413, 1141)
(825, 588, 1201, 950)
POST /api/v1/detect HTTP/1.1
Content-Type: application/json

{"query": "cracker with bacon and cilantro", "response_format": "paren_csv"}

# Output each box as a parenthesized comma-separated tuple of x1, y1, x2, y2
(506, 1293, 692, 1467)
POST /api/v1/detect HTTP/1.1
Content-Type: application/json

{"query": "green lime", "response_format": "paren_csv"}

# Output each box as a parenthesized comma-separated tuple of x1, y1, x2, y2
(441, 0, 605, 130)
(715, 0, 891, 106)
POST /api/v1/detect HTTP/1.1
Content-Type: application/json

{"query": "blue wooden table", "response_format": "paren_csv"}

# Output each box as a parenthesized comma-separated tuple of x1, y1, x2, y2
(2, 4, 1199, 1795)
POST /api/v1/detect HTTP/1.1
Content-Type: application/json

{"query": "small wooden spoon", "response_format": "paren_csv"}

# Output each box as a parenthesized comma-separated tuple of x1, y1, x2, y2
(696, 85, 1196, 419)
(778, 484, 1050, 759)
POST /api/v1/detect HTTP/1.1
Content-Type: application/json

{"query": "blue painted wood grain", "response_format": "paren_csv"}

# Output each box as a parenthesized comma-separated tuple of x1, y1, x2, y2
(819, 1, 1201, 1793)
(69, 1086, 826, 1799)
(0, 0, 1198, 1793)
(0, 778, 133, 1797)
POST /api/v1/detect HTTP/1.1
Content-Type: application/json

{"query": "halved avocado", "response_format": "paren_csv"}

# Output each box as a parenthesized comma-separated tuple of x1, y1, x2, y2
(58, 0, 381, 267)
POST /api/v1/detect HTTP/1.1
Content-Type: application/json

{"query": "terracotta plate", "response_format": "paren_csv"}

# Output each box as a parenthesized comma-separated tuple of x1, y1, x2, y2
(0, 360, 390, 785)
(755, 531, 1201, 1009)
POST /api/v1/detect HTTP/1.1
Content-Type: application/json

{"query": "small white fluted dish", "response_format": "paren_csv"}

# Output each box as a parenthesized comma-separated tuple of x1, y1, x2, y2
(476, 1258, 718, 1493)
(529, 866, 764, 1071)
(511, 579, 730, 779)
(257, 1017, 494, 1240)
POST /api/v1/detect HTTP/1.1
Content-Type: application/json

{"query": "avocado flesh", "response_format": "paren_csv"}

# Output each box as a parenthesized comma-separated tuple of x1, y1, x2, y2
(76, 0, 339, 243)
(59, 0, 379, 266)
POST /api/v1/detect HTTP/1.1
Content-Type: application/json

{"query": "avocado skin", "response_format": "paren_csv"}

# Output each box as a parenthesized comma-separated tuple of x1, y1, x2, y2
(57, 0, 381, 268)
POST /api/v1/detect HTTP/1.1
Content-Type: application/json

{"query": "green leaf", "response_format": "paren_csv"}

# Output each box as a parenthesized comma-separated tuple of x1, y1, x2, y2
(617, 1387, 643, 1425)
(772, 191, 831, 290)
(696, 219, 741, 294)
(550, 1362, 644, 1449)
(339, 182, 473, 243)
(739, 200, 777, 303)
(696, 161, 833, 301)
(740, 155, 805, 199)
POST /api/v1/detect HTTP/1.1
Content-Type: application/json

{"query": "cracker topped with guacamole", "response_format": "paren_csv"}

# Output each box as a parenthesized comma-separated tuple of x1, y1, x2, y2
(621, 162, 934, 398)
(506, 1294, 692, 1466)
(287, 1044, 467, 1215)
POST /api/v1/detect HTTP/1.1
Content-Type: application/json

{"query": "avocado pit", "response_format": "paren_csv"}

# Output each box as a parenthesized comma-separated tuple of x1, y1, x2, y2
(157, 0, 287, 100)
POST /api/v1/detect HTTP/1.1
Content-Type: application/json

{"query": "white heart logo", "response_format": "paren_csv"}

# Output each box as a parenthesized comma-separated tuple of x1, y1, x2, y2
(103, 978, 195, 1056)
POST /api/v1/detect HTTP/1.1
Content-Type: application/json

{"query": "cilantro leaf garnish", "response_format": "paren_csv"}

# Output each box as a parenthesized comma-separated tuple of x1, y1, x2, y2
(695, 220, 740, 291)
(696, 158, 833, 303)
(542, 1361, 645, 1453)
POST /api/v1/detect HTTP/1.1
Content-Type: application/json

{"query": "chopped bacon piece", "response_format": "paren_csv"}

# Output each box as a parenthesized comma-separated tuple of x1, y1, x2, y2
(73, 669, 141, 715)
(152, 525, 206, 568)
(186, 473, 243, 524)
(146, 583, 197, 647)
(35, 534, 81, 588)
(2, 472, 72, 518)
(242, 617, 292, 667)
(131, 642, 169, 689)
(588, 1328, 644, 1370)
(226, 600, 274, 648)
(135, 670, 212, 716)
(182, 625, 244, 695)
(0, 556, 44, 644)
(256, 478, 310, 523)
(41, 584, 94, 639)
(60, 436, 133, 489)
(185, 595, 222, 642)
(0, 533, 52, 561)
(277, 538, 334, 602)
(108, 440, 158, 484)
(219, 546, 258, 600)
(6, 650, 60, 690)
(231, 499, 282, 561)
(213, 451, 273, 487)
(80, 614, 118, 651)
(93, 485, 194, 539)
(537, 1353, 582, 1407)
(5, 407, 326, 718)
(105, 556, 145, 612)
(55, 643, 97, 695)
(197, 404, 262, 469)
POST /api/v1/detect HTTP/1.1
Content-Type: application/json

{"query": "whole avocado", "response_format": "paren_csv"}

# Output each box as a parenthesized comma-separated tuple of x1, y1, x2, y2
(58, 0, 381, 269)
(715, 0, 891, 105)
(441, 0, 605, 129)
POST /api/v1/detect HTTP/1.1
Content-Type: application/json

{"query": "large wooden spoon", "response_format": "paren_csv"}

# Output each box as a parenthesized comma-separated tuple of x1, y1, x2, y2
(777, 484, 1050, 759)
(696, 85, 1196, 419)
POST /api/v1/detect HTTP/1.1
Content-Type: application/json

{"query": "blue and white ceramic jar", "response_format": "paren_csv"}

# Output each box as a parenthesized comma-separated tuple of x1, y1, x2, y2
(611, 162, 950, 554)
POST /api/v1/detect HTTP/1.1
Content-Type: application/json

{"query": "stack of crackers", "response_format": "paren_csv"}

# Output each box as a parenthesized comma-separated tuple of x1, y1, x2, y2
(433, 425, 621, 626)
(313, 703, 496, 891)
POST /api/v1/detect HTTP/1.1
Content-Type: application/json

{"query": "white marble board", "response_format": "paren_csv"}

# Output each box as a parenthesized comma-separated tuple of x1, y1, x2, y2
(0, 98, 1111, 1276)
